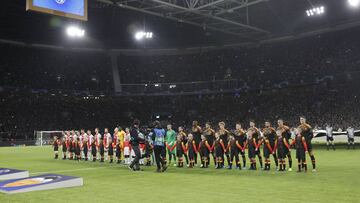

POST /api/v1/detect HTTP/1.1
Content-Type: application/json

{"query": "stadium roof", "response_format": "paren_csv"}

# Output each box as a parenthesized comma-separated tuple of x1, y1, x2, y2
(1, 0, 360, 49)
(98, 0, 271, 40)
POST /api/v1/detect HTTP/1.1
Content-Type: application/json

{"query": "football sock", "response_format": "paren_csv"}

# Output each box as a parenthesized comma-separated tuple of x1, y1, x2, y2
(288, 155, 292, 168)
(258, 156, 263, 168)
(310, 155, 316, 169)
(273, 154, 278, 167)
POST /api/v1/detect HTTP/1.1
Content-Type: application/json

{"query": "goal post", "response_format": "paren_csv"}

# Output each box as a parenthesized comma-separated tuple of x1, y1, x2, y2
(34, 131, 64, 146)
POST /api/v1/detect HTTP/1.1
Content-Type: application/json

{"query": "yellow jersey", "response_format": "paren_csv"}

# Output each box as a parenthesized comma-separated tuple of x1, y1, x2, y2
(118, 130, 125, 149)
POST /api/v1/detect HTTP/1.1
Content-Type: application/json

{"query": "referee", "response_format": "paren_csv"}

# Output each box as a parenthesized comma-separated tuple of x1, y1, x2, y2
(129, 119, 143, 171)
(152, 121, 168, 172)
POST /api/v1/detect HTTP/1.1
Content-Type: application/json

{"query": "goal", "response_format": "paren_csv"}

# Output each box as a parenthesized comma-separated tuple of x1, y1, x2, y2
(34, 131, 64, 146)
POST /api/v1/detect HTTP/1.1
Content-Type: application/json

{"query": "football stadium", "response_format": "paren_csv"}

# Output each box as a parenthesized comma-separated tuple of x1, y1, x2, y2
(1, 0, 360, 202)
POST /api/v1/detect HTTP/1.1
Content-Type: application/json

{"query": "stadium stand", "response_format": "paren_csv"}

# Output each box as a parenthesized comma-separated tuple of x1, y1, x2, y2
(1, 27, 360, 143)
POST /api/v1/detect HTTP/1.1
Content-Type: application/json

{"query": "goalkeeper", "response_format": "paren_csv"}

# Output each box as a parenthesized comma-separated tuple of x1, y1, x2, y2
(166, 124, 177, 165)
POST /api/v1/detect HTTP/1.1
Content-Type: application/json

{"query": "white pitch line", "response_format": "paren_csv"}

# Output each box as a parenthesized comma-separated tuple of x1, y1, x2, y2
(30, 167, 100, 175)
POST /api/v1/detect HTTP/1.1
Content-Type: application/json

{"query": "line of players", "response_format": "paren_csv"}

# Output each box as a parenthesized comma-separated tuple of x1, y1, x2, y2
(53, 116, 320, 172)
(53, 127, 137, 164)
(178, 117, 316, 172)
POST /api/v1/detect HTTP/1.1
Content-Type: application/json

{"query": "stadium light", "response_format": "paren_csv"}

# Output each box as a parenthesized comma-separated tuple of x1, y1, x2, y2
(134, 31, 153, 41)
(306, 6, 325, 17)
(348, 0, 360, 7)
(66, 26, 85, 38)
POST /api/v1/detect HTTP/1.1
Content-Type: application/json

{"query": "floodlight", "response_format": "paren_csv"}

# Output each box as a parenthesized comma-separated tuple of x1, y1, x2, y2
(305, 6, 325, 17)
(135, 31, 145, 40)
(134, 31, 153, 40)
(66, 26, 85, 38)
(348, 0, 360, 7)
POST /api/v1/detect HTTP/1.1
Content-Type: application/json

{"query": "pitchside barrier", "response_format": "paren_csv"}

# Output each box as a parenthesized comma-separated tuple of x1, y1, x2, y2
(312, 135, 359, 143)
(313, 130, 360, 143)
(0, 140, 36, 147)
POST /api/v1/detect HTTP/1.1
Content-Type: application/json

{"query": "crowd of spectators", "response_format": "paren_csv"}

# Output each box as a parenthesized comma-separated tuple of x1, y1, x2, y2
(118, 27, 360, 91)
(0, 44, 113, 92)
(1, 27, 360, 141)
(1, 81, 359, 141)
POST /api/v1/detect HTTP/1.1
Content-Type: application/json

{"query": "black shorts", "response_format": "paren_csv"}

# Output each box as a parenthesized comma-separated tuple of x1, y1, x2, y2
(277, 147, 286, 159)
(327, 137, 334, 142)
(108, 147, 114, 156)
(230, 147, 239, 157)
(188, 149, 195, 160)
(54, 146, 59, 151)
(116, 145, 121, 157)
(75, 148, 81, 155)
(284, 147, 290, 155)
(194, 140, 201, 153)
(201, 147, 209, 158)
(348, 138, 354, 142)
(231, 147, 239, 153)
(215, 147, 224, 158)
(263, 146, 272, 158)
(296, 149, 305, 160)
(248, 145, 256, 159)
(176, 149, 184, 158)
(92, 148, 97, 156)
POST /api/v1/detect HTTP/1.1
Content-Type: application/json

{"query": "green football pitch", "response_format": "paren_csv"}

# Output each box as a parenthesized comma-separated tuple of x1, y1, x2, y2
(0, 146, 359, 203)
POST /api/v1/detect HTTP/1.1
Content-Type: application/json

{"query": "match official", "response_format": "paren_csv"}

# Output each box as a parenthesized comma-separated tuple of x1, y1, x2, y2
(152, 121, 168, 172)
(129, 119, 143, 171)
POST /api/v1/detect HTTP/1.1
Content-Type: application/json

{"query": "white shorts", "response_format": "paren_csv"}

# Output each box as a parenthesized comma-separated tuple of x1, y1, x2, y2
(124, 147, 130, 156)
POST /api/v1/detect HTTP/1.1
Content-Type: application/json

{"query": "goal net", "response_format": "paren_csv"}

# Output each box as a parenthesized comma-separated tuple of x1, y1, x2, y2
(34, 131, 63, 146)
